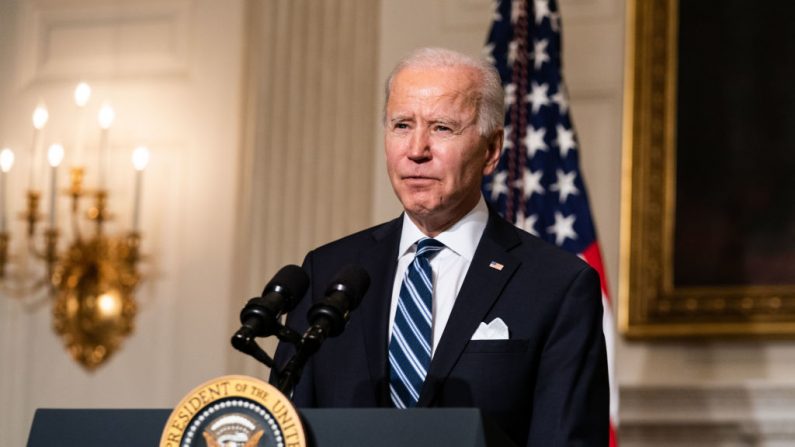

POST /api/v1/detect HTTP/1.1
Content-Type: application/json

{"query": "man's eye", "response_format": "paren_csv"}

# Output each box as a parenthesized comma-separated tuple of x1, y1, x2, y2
(394, 123, 409, 130)
(434, 125, 452, 132)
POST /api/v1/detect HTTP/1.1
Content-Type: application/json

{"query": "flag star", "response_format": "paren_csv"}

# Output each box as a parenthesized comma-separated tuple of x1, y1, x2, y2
(556, 124, 577, 157)
(549, 169, 579, 203)
(508, 39, 520, 64)
(525, 82, 550, 113)
(482, 42, 496, 64)
(511, 0, 525, 23)
(532, 39, 550, 69)
(488, 171, 509, 200)
(503, 125, 514, 150)
(547, 211, 577, 246)
(491, 0, 502, 21)
(551, 85, 569, 114)
(504, 83, 517, 111)
(513, 168, 545, 198)
(524, 126, 548, 158)
(534, 0, 551, 25)
(549, 10, 561, 32)
(516, 210, 539, 236)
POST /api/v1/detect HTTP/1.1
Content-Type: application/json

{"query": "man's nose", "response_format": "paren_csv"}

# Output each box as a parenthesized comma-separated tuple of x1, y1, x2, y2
(407, 129, 431, 161)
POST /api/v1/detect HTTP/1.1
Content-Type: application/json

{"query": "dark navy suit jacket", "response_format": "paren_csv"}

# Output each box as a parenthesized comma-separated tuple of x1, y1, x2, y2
(272, 210, 609, 446)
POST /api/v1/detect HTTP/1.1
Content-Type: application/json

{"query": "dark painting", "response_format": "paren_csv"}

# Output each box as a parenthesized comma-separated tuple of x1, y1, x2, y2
(674, 1, 795, 287)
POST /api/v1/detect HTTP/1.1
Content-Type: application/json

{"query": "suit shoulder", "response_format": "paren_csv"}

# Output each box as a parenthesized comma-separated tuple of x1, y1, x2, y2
(309, 218, 400, 257)
(504, 225, 602, 314)
(508, 223, 594, 277)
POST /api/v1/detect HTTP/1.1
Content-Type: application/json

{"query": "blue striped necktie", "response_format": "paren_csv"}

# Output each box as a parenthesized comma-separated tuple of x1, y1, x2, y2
(389, 237, 445, 408)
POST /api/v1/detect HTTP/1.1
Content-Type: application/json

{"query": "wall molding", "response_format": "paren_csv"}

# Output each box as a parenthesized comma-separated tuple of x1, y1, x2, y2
(619, 384, 795, 446)
(17, 0, 193, 86)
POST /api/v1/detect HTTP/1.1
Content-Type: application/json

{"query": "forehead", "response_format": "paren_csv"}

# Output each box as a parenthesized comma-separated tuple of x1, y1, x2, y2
(387, 66, 480, 111)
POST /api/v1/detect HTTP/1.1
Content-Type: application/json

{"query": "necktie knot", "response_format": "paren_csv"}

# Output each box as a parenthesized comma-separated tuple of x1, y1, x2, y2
(415, 238, 444, 260)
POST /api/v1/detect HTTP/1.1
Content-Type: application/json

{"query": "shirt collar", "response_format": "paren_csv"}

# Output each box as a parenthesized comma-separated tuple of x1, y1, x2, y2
(398, 195, 489, 262)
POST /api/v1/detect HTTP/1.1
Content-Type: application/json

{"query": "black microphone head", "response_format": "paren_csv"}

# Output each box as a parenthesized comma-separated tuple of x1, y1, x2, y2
(307, 265, 370, 337)
(262, 264, 310, 311)
(324, 264, 370, 310)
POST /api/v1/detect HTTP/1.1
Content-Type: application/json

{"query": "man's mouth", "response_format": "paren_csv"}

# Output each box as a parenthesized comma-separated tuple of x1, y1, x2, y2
(403, 176, 437, 184)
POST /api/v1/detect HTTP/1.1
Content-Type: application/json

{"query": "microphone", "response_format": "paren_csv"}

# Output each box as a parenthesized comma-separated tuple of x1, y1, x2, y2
(307, 265, 371, 338)
(234, 264, 310, 341)
(275, 265, 370, 394)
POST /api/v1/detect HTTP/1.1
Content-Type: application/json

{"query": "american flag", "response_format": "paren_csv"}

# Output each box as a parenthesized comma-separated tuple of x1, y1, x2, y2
(481, 0, 618, 444)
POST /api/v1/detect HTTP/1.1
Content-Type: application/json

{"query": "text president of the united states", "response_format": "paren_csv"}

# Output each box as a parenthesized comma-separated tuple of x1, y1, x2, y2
(272, 47, 609, 446)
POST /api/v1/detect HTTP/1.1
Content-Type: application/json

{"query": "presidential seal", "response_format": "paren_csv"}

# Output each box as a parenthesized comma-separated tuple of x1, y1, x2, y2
(160, 375, 306, 447)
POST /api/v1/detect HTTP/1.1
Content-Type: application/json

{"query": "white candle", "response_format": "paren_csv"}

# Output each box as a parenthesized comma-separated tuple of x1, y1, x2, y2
(131, 146, 150, 232)
(73, 83, 91, 166)
(30, 104, 48, 189)
(0, 148, 14, 233)
(97, 103, 115, 189)
(98, 129, 109, 187)
(0, 172, 5, 233)
(28, 131, 38, 189)
(47, 144, 64, 227)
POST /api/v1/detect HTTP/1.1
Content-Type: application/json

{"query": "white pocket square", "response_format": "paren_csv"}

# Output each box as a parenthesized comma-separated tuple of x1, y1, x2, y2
(471, 317, 510, 340)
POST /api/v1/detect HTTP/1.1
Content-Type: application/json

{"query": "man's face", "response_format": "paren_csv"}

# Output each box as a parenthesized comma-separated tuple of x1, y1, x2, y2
(384, 66, 501, 232)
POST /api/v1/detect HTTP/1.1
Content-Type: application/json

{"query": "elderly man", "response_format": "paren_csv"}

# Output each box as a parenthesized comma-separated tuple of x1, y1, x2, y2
(272, 47, 609, 446)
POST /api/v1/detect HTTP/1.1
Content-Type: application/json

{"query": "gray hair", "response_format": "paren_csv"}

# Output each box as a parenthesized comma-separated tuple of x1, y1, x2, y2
(383, 47, 504, 137)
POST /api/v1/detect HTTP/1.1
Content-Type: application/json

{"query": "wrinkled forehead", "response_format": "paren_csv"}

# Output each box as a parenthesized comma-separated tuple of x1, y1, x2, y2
(387, 66, 481, 114)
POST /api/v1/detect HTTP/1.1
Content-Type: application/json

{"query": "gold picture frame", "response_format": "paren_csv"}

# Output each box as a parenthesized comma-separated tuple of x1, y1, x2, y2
(619, 0, 795, 338)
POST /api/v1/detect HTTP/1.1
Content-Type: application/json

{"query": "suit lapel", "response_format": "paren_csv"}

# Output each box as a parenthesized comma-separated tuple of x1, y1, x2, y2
(418, 212, 522, 406)
(357, 217, 402, 406)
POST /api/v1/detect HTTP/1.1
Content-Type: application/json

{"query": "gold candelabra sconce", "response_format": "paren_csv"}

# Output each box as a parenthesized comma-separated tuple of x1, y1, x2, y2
(0, 82, 150, 371)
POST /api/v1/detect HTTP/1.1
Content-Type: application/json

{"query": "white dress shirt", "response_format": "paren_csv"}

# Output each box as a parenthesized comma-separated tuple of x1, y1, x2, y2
(388, 196, 489, 357)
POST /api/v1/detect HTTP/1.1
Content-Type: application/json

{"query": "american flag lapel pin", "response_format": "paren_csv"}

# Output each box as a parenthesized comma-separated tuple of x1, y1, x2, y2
(489, 261, 504, 271)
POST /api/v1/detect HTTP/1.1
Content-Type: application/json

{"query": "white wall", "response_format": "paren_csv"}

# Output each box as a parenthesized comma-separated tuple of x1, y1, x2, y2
(0, 0, 245, 445)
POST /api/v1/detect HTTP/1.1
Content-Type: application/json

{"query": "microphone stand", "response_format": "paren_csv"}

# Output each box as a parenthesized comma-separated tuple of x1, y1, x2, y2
(231, 323, 302, 370)
(275, 320, 331, 396)
(232, 264, 368, 398)
(228, 310, 327, 397)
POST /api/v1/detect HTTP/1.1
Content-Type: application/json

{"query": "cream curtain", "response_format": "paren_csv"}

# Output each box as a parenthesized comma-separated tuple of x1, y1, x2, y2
(228, 0, 380, 376)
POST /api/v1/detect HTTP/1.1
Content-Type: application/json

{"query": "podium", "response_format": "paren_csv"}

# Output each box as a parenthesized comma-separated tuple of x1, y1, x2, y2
(28, 407, 517, 446)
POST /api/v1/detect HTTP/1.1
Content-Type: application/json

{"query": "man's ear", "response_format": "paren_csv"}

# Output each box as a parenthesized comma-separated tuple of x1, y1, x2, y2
(483, 127, 503, 175)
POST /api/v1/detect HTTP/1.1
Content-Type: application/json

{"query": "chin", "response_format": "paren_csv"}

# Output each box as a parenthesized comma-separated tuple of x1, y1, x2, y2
(398, 192, 440, 213)
(402, 202, 437, 217)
